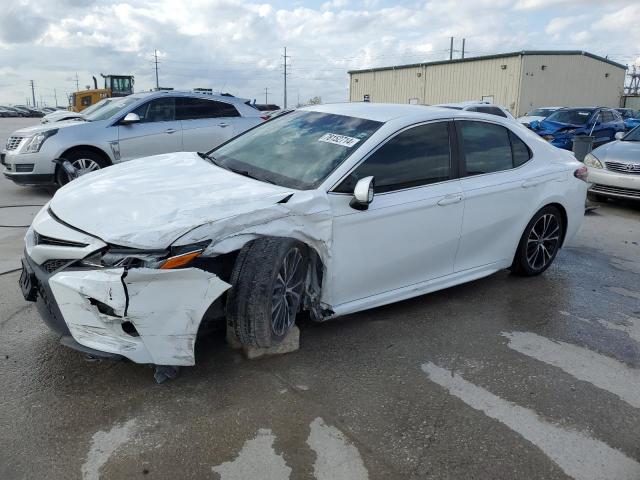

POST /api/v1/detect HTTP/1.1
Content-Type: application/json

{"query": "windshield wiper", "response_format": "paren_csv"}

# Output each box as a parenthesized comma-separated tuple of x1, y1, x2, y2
(197, 152, 276, 184)
(227, 166, 276, 184)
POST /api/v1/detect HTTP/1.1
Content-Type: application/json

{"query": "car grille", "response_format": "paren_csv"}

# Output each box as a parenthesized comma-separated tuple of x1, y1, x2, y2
(5, 136, 24, 151)
(590, 184, 640, 199)
(34, 232, 88, 248)
(41, 259, 73, 273)
(605, 161, 640, 175)
(15, 164, 34, 172)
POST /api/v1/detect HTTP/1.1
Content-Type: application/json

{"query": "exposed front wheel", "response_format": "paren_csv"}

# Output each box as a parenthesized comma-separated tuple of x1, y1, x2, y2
(511, 206, 564, 276)
(226, 237, 307, 348)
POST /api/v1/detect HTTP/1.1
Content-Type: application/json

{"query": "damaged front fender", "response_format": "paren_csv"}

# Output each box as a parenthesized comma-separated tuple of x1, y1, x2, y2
(49, 267, 230, 365)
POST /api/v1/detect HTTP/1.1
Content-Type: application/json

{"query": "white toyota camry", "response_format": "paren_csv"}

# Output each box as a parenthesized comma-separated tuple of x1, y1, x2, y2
(20, 103, 588, 372)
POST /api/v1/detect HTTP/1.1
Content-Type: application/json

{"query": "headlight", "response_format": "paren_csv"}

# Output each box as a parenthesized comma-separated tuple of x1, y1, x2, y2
(78, 241, 211, 270)
(583, 153, 603, 169)
(21, 129, 58, 153)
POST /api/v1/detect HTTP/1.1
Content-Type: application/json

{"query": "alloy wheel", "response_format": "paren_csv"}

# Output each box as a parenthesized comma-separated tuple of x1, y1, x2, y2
(526, 213, 560, 270)
(271, 248, 304, 337)
(71, 158, 101, 176)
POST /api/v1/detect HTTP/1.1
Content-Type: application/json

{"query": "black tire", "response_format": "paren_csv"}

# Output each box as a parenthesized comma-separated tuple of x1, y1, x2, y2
(587, 192, 608, 203)
(511, 206, 564, 277)
(56, 149, 109, 186)
(226, 237, 308, 348)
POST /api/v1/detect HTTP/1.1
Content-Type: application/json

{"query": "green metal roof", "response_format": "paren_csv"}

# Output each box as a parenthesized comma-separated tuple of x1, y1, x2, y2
(347, 50, 627, 75)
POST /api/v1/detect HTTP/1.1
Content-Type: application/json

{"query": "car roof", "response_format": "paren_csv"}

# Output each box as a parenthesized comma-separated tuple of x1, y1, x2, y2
(127, 90, 252, 104)
(300, 102, 517, 124)
(436, 101, 493, 108)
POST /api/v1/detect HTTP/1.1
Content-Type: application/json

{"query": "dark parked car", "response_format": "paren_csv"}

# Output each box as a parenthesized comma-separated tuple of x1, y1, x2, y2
(531, 107, 625, 150)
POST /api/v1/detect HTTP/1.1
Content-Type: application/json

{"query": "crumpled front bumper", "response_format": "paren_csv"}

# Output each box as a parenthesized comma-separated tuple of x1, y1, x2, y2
(47, 267, 230, 365)
(25, 206, 231, 366)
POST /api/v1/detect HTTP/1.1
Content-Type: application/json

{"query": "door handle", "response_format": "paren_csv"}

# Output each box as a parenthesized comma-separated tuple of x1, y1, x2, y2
(521, 179, 541, 188)
(218, 123, 229, 127)
(437, 194, 463, 206)
(165, 128, 177, 134)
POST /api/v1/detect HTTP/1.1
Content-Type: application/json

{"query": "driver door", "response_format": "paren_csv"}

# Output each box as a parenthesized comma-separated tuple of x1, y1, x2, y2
(117, 97, 182, 162)
(326, 121, 464, 308)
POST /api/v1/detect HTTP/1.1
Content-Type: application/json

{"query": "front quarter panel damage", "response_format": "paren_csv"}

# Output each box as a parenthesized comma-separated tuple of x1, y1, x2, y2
(49, 268, 230, 365)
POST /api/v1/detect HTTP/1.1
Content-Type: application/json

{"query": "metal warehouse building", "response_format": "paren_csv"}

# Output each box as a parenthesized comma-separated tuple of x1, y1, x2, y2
(348, 50, 626, 116)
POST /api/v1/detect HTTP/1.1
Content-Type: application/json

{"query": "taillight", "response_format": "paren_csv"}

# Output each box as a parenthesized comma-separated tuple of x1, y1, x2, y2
(574, 165, 589, 182)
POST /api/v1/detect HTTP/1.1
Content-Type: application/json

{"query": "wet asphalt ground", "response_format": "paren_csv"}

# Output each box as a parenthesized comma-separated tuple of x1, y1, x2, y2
(0, 118, 639, 480)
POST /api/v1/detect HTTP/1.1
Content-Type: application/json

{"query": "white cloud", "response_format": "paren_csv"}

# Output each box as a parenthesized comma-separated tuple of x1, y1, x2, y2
(0, 0, 637, 106)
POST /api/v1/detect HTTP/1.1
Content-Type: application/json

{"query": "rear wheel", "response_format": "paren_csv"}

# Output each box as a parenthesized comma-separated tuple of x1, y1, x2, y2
(56, 150, 109, 185)
(511, 206, 564, 276)
(226, 237, 307, 348)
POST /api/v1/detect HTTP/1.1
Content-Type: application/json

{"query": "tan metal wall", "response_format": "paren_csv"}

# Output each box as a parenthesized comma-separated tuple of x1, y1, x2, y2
(349, 56, 523, 113)
(349, 54, 627, 117)
(518, 55, 625, 115)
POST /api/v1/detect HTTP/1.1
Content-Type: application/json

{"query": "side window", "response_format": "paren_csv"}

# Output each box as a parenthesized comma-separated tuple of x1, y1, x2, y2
(335, 122, 451, 194)
(510, 131, 532, 167)
(81, 96, 92, 106)
(476, 106, 508, 118)
(176, 98, 241, 120)
(458, 121, 513, 175)
(131, 98, 175, 123)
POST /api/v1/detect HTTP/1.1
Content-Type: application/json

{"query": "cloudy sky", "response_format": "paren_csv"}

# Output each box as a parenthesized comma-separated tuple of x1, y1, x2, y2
(0, 0, 638, 107)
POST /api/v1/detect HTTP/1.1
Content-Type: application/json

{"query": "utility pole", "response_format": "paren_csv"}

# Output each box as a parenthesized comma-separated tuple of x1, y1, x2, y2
(461, 38, 465, 59)
(74, 72, 80, 91)
(264, 87, 270, 104)
(29, 80, 36, 108)
(54, 88, 58, 107)
(154, 49, 160, 89)
(282, 47, 291, 109)
(449, 37, 454, 60)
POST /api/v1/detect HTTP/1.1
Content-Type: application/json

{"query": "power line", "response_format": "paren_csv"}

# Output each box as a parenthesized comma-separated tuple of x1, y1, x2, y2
(282, 47, 291, 109)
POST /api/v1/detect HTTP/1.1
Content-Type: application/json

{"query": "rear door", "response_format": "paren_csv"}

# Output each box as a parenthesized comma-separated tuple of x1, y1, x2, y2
(117, 97, 182, 162)
(177, 97, 242, 152)
(453, 120, 543, 272)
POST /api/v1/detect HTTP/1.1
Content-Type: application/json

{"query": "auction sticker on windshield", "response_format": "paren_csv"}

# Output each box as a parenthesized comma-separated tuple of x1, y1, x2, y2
(318, 133, 361, 147)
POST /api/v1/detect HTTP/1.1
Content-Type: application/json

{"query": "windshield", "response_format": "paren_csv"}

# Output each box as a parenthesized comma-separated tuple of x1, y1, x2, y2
(529, 108, 555, 117)
(84, 96, 140, 121)
(622, 126, 640, 141)
(545, 109, 593, 125)
(210, 110, 382, 189)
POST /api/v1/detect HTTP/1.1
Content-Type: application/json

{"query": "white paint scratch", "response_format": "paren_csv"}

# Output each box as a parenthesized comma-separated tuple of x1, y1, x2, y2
(212, 429, 291, 480)
(306, 417, 368, 480)
(421, 362, 640, 480)
(502, 331, 640, 409)
(82, 419, 137, 480)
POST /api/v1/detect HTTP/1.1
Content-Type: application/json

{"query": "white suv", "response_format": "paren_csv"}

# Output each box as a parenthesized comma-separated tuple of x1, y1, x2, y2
(2, 91, 264, 186)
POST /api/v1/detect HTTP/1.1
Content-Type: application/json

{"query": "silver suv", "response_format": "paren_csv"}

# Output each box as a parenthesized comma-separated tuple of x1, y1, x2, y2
(2, 91, 264, 185)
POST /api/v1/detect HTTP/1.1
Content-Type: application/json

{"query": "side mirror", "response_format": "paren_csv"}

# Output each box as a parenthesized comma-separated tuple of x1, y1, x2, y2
(120, 112, 140, 125)
(350, 176, 375, 211)
(615, 131, 625, 140)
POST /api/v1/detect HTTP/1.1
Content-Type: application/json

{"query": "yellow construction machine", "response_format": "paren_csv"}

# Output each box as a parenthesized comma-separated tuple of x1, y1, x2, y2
(69, 74, 134, 112)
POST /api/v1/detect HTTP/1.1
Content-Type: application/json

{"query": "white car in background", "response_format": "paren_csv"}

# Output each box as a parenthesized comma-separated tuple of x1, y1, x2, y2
(40, 98, 116, 124)
(3, 91, 264, 185)
(517, 106, 561, 128)
(19, 103, 588, 375)
(585, 128, 640, 201)
(436, 101, 515, 120)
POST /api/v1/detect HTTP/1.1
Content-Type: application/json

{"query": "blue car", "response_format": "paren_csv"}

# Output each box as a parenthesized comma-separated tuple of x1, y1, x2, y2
(531, 107, 625, 150)
(616, 108, 640, 130)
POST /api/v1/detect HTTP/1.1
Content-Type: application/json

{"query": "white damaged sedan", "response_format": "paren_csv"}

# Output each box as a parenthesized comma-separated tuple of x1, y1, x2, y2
(20, 103, 588, 372)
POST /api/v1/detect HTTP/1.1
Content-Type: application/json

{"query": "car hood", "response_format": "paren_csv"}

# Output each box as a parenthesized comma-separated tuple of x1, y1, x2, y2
(13, 119, 99, 136)
(592, 140, 640, 164)
(43, 111, 83, 121)
(49, 152, 297, 249)
(517, 115, 544, 124)
(537, 119, 585, 135)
